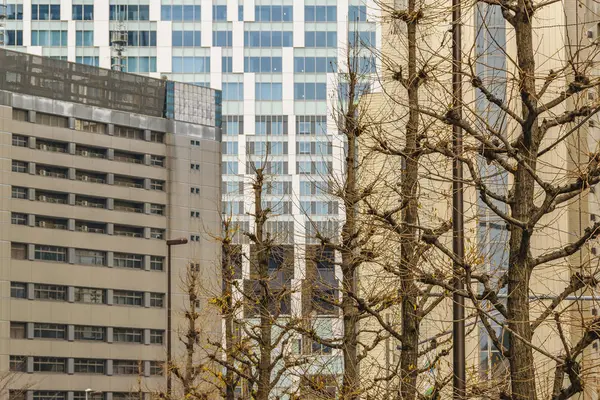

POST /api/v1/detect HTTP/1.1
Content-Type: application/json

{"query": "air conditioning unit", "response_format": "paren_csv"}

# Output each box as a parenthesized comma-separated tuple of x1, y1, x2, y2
(81, 200, 89, 207)
(40, 144, 48, 151)
(39, 195, 47, 202)
(39, 221, 46, 228)
(81, 225, 88, 232)
(39, 170, 47, 176)
(82, 175, 89, 181)
(81, 150, 89, 157)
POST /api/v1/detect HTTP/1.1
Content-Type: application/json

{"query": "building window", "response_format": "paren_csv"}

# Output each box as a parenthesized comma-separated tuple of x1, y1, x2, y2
(150, 293, 164, 308)
(151, 180, 165, 191)
(114, 328, 143, 343)
(114, 253, 143, 269)
(150, 155, 165, 167)
(113, 290, 143, 306)
(11, 243, 27, 260)
(172, 30, 201, 47)
(34, 284, 67, 301)
(74, 287, 105, 304)
(150, 131, 164, 143)
(150, 256, 164, 270)
(7, 4, 23, 20)
(305, 5, 337, 21)
(222, 56, 233, 72)
(244, 56, 283, 73)
(34, 245, 67, 262)
(172, 56, 211, 73)
(254, 5, 293, 21)
(150, 204, 165, 215)
(10, 282, 27, 299)
(74, 359, 105, 374)
(244, 31, 293, 47)
(5, 30, 23, 45)
(12, 109, 28, 121)
(12, 160, 27, 173)
(31, 30, 68, 46)
(150, 229, 165, 240)
(75, 119, 106, 133)
(10, 322, 26, 339)
(348, 30, 376, 48)
(11, 213, 27, 226)
(31, 4, 60, 20)
(33, 357, 66, 373)
(12, 186, 27, 199)
(75, 30, 93, 46)
(294, 57, 337, 73)
(304, 31, 338, 48)
(72, 4, 93, 20)
(294, 82, 328, 100)
(12, 134, 27, 147)
(113, 360, 140, 375)
(113, 57, 157, 73)
(109, 4, 149, 20)
(222, 83, 244, 101)
(34, 323, 66, 339)
(150, 361, 164, 376)
(33, 393, 66, 400)
(255, 83, 283, 101)
(161, 4, 200, 21)
(114, 125, 143, 140)
(74, 249, 106, 266)
(76, 56, 100, 67)
(150, 330, 164, 344)
(9, 356, 26, 372)
(74, 325, 105, 341)
(212, 30, 233, 47)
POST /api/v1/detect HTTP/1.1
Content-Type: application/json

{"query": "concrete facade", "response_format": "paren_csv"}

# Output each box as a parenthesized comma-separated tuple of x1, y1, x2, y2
(0, 49, 222, 399)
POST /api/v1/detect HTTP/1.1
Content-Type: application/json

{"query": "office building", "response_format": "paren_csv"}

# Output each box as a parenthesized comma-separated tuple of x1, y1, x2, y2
(0, 0, 382, 396)
(0, 48, 222, 399)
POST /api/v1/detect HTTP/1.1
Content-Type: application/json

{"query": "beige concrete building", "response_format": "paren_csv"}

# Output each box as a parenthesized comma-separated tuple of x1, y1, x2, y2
(0, 49, 222, 400)
(360, 0, 600, 398)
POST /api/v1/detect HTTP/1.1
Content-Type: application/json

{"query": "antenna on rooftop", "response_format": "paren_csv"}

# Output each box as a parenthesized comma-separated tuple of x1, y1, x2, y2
(0, 0, 7, 47)
(110, 6, 127, 71)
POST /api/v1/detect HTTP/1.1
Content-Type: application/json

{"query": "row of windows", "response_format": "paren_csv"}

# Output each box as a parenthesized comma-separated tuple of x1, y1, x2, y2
(294, 57, 338, 73)
(300, 201, 339, 215)
(11, 322, 164, 344)
(223, 160, 333, 176)
(12, 211, 165, 239)
(10, 356, 163, 376)
(244, 56, 283, 73)
(172, 56, 211, 73)
(31, 30, 68, 47)
(12, 185, 165, 215)
(254, 5, 293, 21)
(12, 4, 364, 23)
(13, 109, 165, 142)
(244, 31, 293, 48)
(11, 282, 164, 307)
(112, 56, 157, 73)
(11, 243, 165, 271)
(12, 160, 165, 190)
(109, 4, 149, 21)
(294, 83, 328, 100)
(10, 391, 147, 400)
(172, 30, 201, 47)
(31, 4, 61, 20)
(222, 115, 327, 136)
(110, 30, 157, 47)
(12, 134, 165, 166)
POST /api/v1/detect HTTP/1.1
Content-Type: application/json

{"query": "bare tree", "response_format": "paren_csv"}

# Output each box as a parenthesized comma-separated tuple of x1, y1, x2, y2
(395, 0, 600, 398)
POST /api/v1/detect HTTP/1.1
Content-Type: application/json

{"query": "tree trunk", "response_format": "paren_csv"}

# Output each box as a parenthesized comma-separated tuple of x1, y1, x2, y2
(508, 2, 539, 398)
(341, 59, 360, 400)
(399, 0, 421, 398)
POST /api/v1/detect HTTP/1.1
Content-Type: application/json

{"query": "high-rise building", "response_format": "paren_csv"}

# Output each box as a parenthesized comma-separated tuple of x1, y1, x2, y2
(2, 0, 380, 397)
(0, 48, 222, 399)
